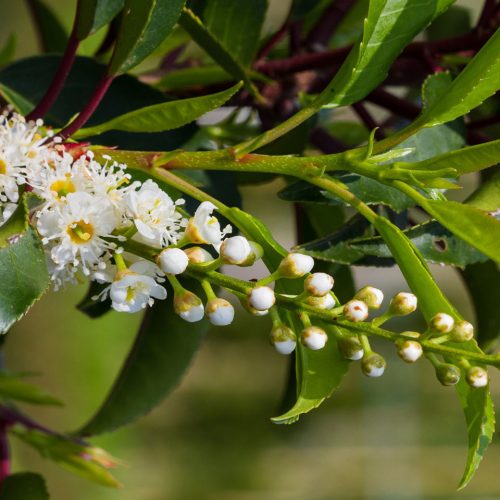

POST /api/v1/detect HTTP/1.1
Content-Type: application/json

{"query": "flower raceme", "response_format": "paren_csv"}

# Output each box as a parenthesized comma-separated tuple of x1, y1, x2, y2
(0, 112, 488, 391)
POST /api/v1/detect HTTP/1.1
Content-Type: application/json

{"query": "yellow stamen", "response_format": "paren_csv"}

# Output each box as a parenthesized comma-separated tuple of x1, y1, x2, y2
(67, 220, 94, 244)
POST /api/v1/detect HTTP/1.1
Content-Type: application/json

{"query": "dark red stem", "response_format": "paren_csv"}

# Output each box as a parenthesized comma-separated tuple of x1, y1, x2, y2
(352, 102, 385, 139)
(257, 22, 290, 60)
(59, 75, 114, 139)
(0, 422, 9, 483)
(27, 30, 80, 121)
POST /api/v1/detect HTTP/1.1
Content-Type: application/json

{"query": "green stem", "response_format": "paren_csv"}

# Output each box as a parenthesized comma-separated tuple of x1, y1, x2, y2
(200, 279, 216, 300)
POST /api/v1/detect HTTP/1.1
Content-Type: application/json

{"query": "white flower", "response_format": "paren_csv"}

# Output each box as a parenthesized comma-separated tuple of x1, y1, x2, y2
(0, 202, 17, 226)
(270, 325, 296, 355)
(430, 312, 455, 333)
(110, 265, 167, 313)
(278, 253, 314, 278)
(174, 290, 205, 323)
(466, 366, 488, 388)
(343, 300, 369, 322)
(362, 353, 386, 377)
(248, 286, 275, 311)
(205, 298, 235, 326)
(450, 320, 474, 342)
(37, 191, 119, 274)
(389, 292, 417, 315)
(184, 246, 214, 264)
(126, 179, 185, 246)
(354, 286, 384, 309)
(158, 247, 189, 275)
(398, 340, 423, 363)
(305, 293, 336, 310)
(185, 201, 231, 247)
(301, 326, 328, 350)
(304, 273, 334, 296)
(219, 236, 252, 265)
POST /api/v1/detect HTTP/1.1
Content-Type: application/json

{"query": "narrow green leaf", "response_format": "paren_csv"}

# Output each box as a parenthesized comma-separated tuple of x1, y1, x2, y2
(0, 83, 34, 116)
(0, 472, 49, 500)
(404, 138, 500, 175)
(199, 0, 267, 66)
(422, 200, 500, 264)
(179, 8, 258, 95)
(109, 0, 185, 74)
(77, 285, 207, 436)
(76, 0, 125, 40)
(0, 373, 62, 406)
(0, 200, 50, 334)
(461, 261, 500, 350)
(74, 83, 242, 138)
(466, 170, 500, 212)
(272, 328, 350, 424)
(29, 0, 68, 53)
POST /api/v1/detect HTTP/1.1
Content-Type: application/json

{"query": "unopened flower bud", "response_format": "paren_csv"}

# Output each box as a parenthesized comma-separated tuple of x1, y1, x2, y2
(301, 326, 328, 350)
(248, 286, 275, 311)
(361, 353, 386, 377)
(450, 320, 474, 343)
(430, 313, 454, 333)
(304, 273, 334, 297)
(354, 286, 384, 309)
(339, 335, 364, 361)
(305, 294, 336, 310)
(278, 253, 314, 278)
(466, 366, 488, 388)
(174, 291, 204, 323)
(401, 331, 421, 339)
(158, 248, 188, 275)
(184, 246, 214, 264)
(435, 363, 461, 386)
(270, 325, 297, 355)
(397, 340, 423, 363)
(389, 292, 417, 316)
(220, 236, 252, 265)
(238, 241, 264, 267)
(205, 298, 234, 326)
(343, 300, 369, 322)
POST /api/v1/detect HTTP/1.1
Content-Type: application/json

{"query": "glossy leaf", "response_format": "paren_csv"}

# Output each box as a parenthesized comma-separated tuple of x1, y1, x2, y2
(272, 328, 349, 424)
(109, 0, 185, 74)
(422, 200, 500, 264)
(76, 0, 124, 40)
(74, 82, 242, 138)
(0, 373, 62, 406)
(12, 429, 121, 488)
(0, 201, 49, 335)
(278, 176, 414, 212)
(198, 0, 267, 66)
(461, 261, 500, 350)
(0, 472, 49, 500)
(29, 0, 68, 52)
(77, 286, 207, 436)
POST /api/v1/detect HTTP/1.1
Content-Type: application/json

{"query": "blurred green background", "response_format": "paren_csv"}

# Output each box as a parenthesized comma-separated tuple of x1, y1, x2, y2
(0, 1, 499, 499)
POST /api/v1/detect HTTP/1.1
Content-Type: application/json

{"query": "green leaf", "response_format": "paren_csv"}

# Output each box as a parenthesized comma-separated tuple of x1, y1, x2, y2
(74, 82, 242, 138)
(29, 0, 68, 53)
(77, 285, 207, 436)
(278, 175, 414, 212)
(0, 34, 16, 67)
(109, 0, 186, 74)
(155, 65, 233, 91)
(272, 328, 350, 424)
(0, 200, 49, 335)
(12, 428, 121, 488)
(0, 83, 33, 117)
(420, 27, 500, 128)
(466, 170, 500, 211)
(0, 372, 62, 406)
(197, 0, 267, 67)
(404, 138, 500, 175)
(179, 8, 259, 95)
(422, 200, 500, 264)
(77, 282, 112, 318)
(461, 261, 500, 350)
(0, 472, 49, 500)
(322, 0, 454, 108)
(76, 0, 125, 40)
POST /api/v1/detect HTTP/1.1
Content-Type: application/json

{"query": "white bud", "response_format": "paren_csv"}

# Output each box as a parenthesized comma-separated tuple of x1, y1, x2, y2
(184, 246, 214, 264)
(389, 292, 417, 315)
(354, 286, 384, 309)
(466, 366, 488, 388)
(343, 300, 369, 322)
(206, 298, 235, 326)
(278, 253, 314, 278)
(430, 312, 455, 333)
(220, 236, 252, 265)
(338, 336, 364, 360)
(158, 248, 189, 275)
(304, 273, 334, 296)
(270, 325, 297, 355)
(305, 293, 336, 310)
(248, 286, 275, 311)
(450, 320, 474, 342)
(362, 353, 386, 377)
(174, 291, 205, 323)
(397, 340, 423, 363)
(301, 326, 328, 350)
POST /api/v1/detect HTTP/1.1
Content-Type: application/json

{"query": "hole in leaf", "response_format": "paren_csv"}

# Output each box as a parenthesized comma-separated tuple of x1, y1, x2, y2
(433, 238, 447, 252)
